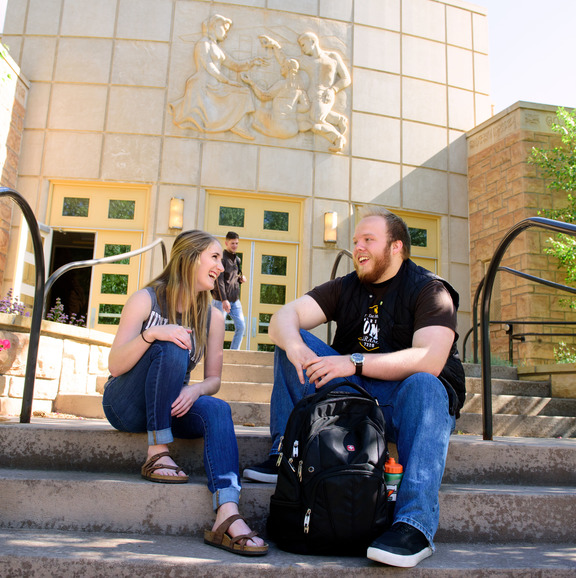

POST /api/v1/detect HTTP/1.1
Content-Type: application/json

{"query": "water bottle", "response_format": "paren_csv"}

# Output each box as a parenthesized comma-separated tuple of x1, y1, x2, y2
(385, 456, 403, 504)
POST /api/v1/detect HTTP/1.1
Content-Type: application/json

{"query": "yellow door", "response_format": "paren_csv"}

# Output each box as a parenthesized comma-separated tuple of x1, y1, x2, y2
(404, 214, 440, 273)
(90, 231, 144, 331)
(206, 192, 301, 351)
(49, 182, 149, 333)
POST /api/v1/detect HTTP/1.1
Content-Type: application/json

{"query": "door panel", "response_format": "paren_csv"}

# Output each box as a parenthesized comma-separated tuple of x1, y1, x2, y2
(49, 182, 149, 333)
(207, 192, 302, 351)
(90, 231, 143, 332)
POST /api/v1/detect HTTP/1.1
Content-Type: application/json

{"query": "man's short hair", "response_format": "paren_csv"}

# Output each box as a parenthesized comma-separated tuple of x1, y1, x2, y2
(358, 207, 411, 259)
(225, 231, 240, 240)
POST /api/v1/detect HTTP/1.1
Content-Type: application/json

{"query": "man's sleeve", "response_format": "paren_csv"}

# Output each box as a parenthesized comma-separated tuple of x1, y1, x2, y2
(413, 281, 457, 333)
(306, 278, 342, 323)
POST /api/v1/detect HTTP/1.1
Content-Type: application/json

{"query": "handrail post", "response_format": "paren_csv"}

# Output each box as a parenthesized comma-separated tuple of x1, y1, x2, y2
(0, 188, 46, 424)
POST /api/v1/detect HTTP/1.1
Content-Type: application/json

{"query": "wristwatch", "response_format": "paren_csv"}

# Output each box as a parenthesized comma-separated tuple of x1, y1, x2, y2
(350, 353, 365, 376)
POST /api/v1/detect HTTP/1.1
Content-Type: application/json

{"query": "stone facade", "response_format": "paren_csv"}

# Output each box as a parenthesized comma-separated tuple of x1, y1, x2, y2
(0, 313, 112, 416)
(467, 102, 573, 366)
(0, 48, 28, 286)
(0, 0, 493, 350)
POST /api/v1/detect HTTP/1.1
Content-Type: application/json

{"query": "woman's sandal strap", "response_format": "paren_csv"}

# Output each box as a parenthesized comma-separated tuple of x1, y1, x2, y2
(212, 514, 244, 544)
(142, 451, 185, 476)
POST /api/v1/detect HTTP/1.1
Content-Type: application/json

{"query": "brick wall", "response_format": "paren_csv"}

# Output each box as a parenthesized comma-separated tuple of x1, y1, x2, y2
(468, 103, 572, 366)
(0, 48, 28, 287)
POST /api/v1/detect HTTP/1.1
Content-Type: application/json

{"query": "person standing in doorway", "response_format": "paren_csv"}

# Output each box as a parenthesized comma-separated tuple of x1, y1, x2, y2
(212, 231, 247, 350)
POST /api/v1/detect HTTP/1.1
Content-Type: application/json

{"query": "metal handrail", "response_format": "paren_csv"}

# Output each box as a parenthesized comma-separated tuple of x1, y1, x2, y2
(480, 216, 576, 440)
(327, 249, 353, 344)
(44, 238, 168, 316)
(0, 187, 46, 424)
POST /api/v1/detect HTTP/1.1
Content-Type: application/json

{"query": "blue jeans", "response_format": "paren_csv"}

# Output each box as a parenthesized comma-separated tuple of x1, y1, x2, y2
(102, 340, 241, 511)
(269, 330, 456, 549)
(213, 299, 245, 350)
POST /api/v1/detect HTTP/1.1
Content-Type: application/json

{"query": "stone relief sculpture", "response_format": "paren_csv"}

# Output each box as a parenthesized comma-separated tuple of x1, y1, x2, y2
(170, 15, 352, 153)
(240, 59, 310, 138)
(170, 14, 267, 139)
(259, 33, 351, 152)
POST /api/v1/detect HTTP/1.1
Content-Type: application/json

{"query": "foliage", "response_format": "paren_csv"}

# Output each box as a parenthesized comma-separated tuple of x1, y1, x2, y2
(0, 44, 13, 84)
(46, 297, 86, 327)
(529, 107, 576, 307)
(553, 341, 576, 364)
(0, 289, 30, 316)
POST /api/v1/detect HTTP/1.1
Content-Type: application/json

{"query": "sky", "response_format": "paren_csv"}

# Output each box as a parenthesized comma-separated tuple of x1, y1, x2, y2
(476, 0, 576, 115)
(0, 0, 574, 116)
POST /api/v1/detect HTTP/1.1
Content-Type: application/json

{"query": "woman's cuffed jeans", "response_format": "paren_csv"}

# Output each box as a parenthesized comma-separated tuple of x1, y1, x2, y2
(102, 340, 241, 511)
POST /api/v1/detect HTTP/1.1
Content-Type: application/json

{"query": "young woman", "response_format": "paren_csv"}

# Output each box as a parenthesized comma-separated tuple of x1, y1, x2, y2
(102, 230, 268, 556)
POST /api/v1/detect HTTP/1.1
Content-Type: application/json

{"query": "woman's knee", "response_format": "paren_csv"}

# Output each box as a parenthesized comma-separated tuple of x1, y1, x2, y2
(150, 340, 190, 367)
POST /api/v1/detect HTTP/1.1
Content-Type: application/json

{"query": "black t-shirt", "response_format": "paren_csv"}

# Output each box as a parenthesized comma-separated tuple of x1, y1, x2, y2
(307, 275, 457, 354)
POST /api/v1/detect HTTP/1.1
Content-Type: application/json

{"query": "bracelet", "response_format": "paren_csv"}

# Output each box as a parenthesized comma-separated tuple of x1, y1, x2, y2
(141, 331, 153, 345)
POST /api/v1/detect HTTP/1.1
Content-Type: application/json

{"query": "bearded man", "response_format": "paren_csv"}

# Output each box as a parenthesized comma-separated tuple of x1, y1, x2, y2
(243, 207, 465, 568)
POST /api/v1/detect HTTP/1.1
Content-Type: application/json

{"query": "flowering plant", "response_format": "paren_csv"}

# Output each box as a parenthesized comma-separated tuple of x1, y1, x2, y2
(0, 289, 29, 316)
(0, 339, 10, 351)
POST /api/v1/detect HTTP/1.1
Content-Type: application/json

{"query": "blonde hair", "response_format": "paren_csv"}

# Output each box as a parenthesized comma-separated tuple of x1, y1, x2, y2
(146, 230, 218, 358)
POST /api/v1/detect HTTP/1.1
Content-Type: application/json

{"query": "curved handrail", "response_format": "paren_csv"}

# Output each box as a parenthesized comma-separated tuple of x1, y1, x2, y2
(480, 216, 576, 440)
(0, 187, 46, 424)
(44, 238, 168, 317)
(327, 249, 353, 344)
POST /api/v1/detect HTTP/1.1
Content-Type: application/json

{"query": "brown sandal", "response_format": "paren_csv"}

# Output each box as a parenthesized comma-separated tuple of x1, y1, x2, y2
(204, 514, 269, 556)
(141, 451, 189, 484)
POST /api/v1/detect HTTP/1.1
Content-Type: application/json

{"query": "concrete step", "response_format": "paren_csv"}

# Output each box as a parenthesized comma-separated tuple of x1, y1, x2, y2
(1, 419, 576, 486)
(457, 412, 576, 438)
(462, 393, 576, 417)
(1, 467, 575, 542)
(1, 529, 574, 577)
(462, 363, 518, 380)
(466, 376, 551, 397)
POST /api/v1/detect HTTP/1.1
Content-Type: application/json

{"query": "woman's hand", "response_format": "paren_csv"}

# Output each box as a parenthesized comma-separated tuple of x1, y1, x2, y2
(147, 324, 193, 350)
(171, 384, 202, 418)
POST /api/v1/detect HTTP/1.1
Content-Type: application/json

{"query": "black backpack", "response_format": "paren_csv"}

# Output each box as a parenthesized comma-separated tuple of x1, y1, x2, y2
(267, 381, 391, 555)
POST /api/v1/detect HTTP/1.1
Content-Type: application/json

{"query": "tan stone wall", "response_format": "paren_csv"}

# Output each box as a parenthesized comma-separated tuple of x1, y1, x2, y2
(467, 103, 573, 366)
(0, 313, 112, 416)
(0, 48, 28, 286)
(1, 0, 493, 352)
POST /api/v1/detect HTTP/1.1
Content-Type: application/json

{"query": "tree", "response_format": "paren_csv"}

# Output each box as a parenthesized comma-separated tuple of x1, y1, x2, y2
(530, 107, 576, 307)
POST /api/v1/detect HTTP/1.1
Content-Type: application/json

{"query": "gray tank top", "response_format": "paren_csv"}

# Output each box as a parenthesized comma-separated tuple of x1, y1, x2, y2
(141, 286, 209, 384)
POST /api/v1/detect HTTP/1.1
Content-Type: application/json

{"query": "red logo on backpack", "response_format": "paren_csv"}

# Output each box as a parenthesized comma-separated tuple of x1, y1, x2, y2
(346, 445, 355, 452)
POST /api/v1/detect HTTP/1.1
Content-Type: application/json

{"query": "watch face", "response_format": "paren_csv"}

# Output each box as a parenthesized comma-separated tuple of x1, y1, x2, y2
(351, 353, 364, 364)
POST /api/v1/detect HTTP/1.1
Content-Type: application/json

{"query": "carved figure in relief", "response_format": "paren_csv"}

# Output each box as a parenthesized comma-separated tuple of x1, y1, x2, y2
(240, 58, 310, 138)
(259, 32, 351, 152)
(170, 14, 267, 139)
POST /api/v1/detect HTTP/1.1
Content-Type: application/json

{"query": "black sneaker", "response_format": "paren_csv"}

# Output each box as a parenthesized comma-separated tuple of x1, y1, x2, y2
(242, 455, 279, 483)
(367, 522, 433, 568)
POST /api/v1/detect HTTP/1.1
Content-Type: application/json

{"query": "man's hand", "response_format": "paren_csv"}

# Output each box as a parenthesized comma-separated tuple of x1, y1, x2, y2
(222, 300, 231, 313)
(303, 354, 355, 388)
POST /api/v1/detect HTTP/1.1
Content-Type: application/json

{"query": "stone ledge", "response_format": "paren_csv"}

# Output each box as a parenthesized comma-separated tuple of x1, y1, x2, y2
(518, 363, 576, 398)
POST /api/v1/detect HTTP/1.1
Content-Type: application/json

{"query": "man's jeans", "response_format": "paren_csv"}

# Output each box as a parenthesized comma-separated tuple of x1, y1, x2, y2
(269, 330, 456, 549)
(213, 299, 245, 350)
(102, 340, 241, 511)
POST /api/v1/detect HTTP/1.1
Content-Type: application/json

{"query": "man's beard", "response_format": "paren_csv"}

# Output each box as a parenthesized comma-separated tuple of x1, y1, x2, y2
(354, 249, 391, 284)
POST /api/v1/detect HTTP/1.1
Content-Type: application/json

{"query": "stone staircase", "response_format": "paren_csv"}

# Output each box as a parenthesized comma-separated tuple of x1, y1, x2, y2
(0, 350, 575, 575)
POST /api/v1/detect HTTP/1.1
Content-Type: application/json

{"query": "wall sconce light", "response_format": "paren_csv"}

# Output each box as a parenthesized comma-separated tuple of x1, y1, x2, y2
(324, 211, 338, 244)
(169, 197, 184, 229)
